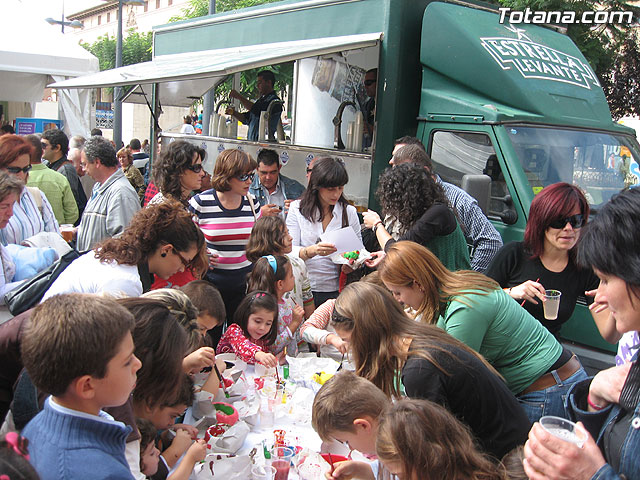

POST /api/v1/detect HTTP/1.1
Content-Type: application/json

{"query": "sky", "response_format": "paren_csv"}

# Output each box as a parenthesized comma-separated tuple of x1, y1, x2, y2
(26, 0, 104, 23)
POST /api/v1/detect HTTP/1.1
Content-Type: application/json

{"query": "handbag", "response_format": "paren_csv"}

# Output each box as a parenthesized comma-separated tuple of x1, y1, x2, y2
(4, 249, 81, 316)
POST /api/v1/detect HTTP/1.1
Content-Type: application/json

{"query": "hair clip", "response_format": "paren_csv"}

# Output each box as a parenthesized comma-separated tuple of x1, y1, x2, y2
(4, 432, 29, 461)
(261, 255, 277, 274)
(0, 474, 10, 480)
(253, 292, 267, 300)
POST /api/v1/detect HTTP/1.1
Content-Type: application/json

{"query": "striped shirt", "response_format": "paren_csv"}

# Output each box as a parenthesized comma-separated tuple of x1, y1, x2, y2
(0, 188, 59, 246)
(188, 189, 260, 271)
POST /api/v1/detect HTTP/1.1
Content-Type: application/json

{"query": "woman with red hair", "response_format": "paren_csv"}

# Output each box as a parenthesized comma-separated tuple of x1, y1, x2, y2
(0, 134, 59, 245)
(486, 182, 605, 336)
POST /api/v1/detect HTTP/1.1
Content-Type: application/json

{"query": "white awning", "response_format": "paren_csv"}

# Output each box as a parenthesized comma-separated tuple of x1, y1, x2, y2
(49, 32, 382, 107)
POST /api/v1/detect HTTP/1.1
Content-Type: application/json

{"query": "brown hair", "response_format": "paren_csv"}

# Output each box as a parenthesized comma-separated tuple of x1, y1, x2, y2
(332, 282, 501, 398)
(501, 446, 527, 480)
(0, 171, 23, 203)
(246, 255, 291, 297)
(96, 200, 208, 278)
(179, 280, 226, 322)
(22, 294, 134, 396)
(311, 371, 389, 442)
(0, 135, 33, 169)
(163, 374, 195, 408)
(379, 241, 498, 324)
(376, 399, 508, 480)
(118, 297, 189, 408)
(117, 146, 133, 167)
(210, 149, 257, 192)
(136, 417, 157, 454)
(141, 288, 203, 354)
(246, 216, 288, 262)
(154, 140, 205, 203)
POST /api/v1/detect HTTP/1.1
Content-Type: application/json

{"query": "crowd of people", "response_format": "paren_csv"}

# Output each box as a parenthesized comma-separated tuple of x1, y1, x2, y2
(0, 126, 637, 480)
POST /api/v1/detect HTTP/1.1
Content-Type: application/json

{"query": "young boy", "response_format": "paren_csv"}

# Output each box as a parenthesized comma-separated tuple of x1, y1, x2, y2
(311, 371, 389, 480)
(21, 294, 142, 480)
(179, 280, 225, 338)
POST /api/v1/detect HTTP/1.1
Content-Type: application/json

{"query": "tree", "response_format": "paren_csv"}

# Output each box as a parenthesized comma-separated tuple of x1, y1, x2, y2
(81, 30, 152, 71)
(496, 0, 640, 119)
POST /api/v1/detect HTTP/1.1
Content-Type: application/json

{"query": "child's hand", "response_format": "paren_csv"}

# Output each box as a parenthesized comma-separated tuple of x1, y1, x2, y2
(172, 423, 199, 440)
(182, 347, 216, 374)
(290, 304, 305, 332)
(170, 429, 193, 454)
(255, 351, 278, 368)
(184, 439, 207, 463)
(326, 460, 375, 480)
(215, 356, 227, 373)
(326, 333, 348, 354)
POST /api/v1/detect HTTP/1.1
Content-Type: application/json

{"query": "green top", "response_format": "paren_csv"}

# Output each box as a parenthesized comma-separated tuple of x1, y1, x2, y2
(437, 288, 561, 394)
(27, 164, 78, 225)
(426, 223, 470, 272)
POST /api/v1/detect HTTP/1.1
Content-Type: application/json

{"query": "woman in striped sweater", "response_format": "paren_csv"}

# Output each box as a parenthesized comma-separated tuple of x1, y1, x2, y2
(189, 149, 276, 338)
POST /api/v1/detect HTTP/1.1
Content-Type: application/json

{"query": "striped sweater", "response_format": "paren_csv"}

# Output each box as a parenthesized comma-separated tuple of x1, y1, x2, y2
(188, 190, 260, 271)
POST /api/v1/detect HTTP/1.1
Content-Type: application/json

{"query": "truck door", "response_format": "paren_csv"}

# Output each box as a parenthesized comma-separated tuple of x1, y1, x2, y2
(419, 124, 526, 245)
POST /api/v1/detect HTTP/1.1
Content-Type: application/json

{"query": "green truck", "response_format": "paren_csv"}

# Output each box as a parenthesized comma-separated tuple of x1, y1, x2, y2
(53, 0, 640, 368)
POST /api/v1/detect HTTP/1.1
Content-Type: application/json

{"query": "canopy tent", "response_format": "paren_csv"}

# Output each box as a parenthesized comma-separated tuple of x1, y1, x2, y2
(49, 32, 382, 107)
(0, 0, 99, 135)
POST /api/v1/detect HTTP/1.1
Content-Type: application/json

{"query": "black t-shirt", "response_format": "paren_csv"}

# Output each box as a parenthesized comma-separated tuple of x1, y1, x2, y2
(402, 345, 531, 459)
(485, 241, 599, 334)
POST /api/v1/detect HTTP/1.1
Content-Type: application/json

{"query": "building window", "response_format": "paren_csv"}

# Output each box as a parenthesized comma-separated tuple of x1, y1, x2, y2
(156, 0, 160, 8)
(107, 12, 110, 22)
(168, 0, 172, 5)
(144, 1, 148, 12)
(97, 14, 101, 25)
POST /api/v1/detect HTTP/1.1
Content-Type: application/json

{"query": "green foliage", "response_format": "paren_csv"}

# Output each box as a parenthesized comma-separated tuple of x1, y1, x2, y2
(169, 0, 281, 21)
(81, 29, 152, 71)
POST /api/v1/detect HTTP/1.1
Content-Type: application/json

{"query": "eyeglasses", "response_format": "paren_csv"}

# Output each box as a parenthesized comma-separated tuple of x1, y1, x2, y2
(186, 163, 204, 173)
(172, 247, 192, 268)
(306, 168, 313, 174)
(237, 172, 255, 182)
(6, 165, 32, 175)
(548, 214, 585, 229)
(364, 79, 376, 86)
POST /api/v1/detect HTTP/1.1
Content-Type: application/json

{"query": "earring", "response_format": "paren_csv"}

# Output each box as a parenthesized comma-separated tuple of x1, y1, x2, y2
(161, 252, 167, 257)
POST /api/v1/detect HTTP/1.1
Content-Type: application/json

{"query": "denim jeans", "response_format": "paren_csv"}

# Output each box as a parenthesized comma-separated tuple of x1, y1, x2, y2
(516, 366, 589, 423)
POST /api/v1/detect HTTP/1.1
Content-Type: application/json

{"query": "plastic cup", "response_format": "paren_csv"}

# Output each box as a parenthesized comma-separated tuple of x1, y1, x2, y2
(270, 446, 295, 480)
(539, 416, 587, 447)
(60, 224, 74, 242)
(543, 290, 562, 320)
(252, 465, 276, 480)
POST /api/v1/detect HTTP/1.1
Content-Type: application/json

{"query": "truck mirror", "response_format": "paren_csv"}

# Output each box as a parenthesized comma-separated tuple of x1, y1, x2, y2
(461, 174, 491, 214)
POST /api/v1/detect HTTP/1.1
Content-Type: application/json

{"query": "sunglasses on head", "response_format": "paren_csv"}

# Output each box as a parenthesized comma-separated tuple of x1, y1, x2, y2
(237, 172, 255, 182)
(364, 79, 376, 86)
(6, 165, 32, 175)
(548, 214, 585, 229)
(186, 163, 204, 173)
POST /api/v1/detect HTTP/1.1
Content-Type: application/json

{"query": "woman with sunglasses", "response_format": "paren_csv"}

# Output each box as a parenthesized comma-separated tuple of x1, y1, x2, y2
(149, 140, 206, 206)
(486, 182, 604, 336)
(189, 149, 277, 335)
(0, 134, 59, 245)
(43, 200, 207, 299)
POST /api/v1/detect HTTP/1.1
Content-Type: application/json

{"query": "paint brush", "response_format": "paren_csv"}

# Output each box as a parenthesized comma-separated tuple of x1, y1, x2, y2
(213, 363, 229, 398)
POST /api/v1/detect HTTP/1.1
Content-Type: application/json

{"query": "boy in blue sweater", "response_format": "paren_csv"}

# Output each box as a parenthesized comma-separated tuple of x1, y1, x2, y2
(21, 293, 142, 480)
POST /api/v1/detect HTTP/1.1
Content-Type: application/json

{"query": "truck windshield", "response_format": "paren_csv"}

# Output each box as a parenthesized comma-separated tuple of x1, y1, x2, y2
(506, 126, 640, 209)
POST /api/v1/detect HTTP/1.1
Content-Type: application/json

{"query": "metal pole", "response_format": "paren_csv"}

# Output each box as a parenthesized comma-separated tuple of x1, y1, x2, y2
(113, 0, 124, 148)
(201, 0, 216, 136)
